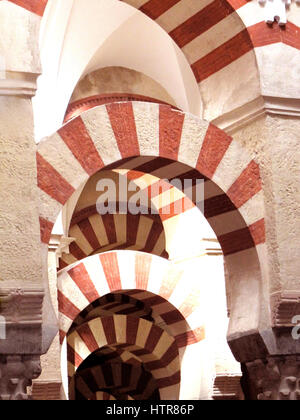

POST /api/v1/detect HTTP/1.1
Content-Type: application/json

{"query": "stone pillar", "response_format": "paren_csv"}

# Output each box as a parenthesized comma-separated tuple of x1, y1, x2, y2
(0, 1, 54, 399)
(30, 235, 74, 400)
(245, 356, 300, 400)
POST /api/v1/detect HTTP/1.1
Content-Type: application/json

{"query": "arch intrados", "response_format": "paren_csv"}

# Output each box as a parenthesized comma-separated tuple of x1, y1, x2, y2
(70, 291, 154, 331)
(67, 315, 181, 393)
(74, 362, 160, 400)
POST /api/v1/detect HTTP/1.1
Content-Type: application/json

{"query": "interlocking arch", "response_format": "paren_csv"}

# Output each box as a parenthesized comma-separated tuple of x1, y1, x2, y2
(73, 362, 160, 400)
(67, 315, 181, 399)
(38, 102, 264, 250)
(38, 102, 266, 349)
(58, 251, 204, 346)
(59, 207, 168, 270)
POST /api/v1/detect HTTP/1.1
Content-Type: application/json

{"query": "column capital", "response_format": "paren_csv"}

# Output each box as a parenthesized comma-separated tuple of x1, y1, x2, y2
(49, 234, 75, 268)
(246, 355, 300, 400)
(0, 355, 41, 400)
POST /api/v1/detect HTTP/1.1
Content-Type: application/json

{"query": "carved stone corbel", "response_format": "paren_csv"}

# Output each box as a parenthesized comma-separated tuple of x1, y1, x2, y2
(49, 234, 75, 268)
(0, 355, 41, 400)
(246, 355, 300, 400)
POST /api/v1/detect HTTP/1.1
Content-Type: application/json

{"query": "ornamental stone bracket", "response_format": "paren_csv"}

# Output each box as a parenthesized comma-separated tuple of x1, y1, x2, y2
(258, 0, 300, 26)
(213, 96, 300, 134)
(0, 355, 41, 400)
(246, 355, 300, 400)
(271, 291, 300, 327)
(49, 234, 75, 268)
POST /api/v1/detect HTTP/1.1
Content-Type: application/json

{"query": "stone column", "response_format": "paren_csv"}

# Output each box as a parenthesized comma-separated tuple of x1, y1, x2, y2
(0, 1, 53, 400)
(30, 235, 74, 400)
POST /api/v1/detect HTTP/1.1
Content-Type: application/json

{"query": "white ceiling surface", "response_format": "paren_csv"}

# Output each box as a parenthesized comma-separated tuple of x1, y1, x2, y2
(33, 0, 202, 142)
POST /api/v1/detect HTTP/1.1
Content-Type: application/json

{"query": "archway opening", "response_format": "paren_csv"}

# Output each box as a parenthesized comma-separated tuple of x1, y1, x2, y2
(37, 103, 265, 400)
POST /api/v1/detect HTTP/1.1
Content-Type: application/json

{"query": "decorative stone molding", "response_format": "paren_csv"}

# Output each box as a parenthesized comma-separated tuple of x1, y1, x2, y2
(49, 234, 75, 268)
(213, 374, 244, 400)
(258, 0, 300, 26)
(213, 96, 300, 134)
(246, 355, 300, 400)
(271, 291, 300, 327)
(0, 355, 41, 400)
(0, 288, 44, 325)
(64, 93, 179, 123)
(0, 72, 38, 97)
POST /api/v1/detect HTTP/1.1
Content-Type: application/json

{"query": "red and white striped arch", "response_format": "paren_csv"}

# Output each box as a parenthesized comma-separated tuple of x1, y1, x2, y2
(11, 0, 300, 56)
(58, 250, 205, 347)
(71, 292, 154, 328)
(67, 315, 181, 398)
(79, 345, 159, 367)
(73, 362, 160, 400)
(10, 0, 300, 118)
(113, 164, 265, 257)
(59, 209, 168, 270)
(120, 0, 300, 83)
(6, 0, 47, 16)
(37, 102, 265, 256)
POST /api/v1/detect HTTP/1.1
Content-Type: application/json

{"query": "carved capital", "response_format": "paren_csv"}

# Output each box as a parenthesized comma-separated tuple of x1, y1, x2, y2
(246, 355, 300, 400)
(49, 234, 75, 268)
(271, 291, 300, 327)
(0, 355, 41, 400)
